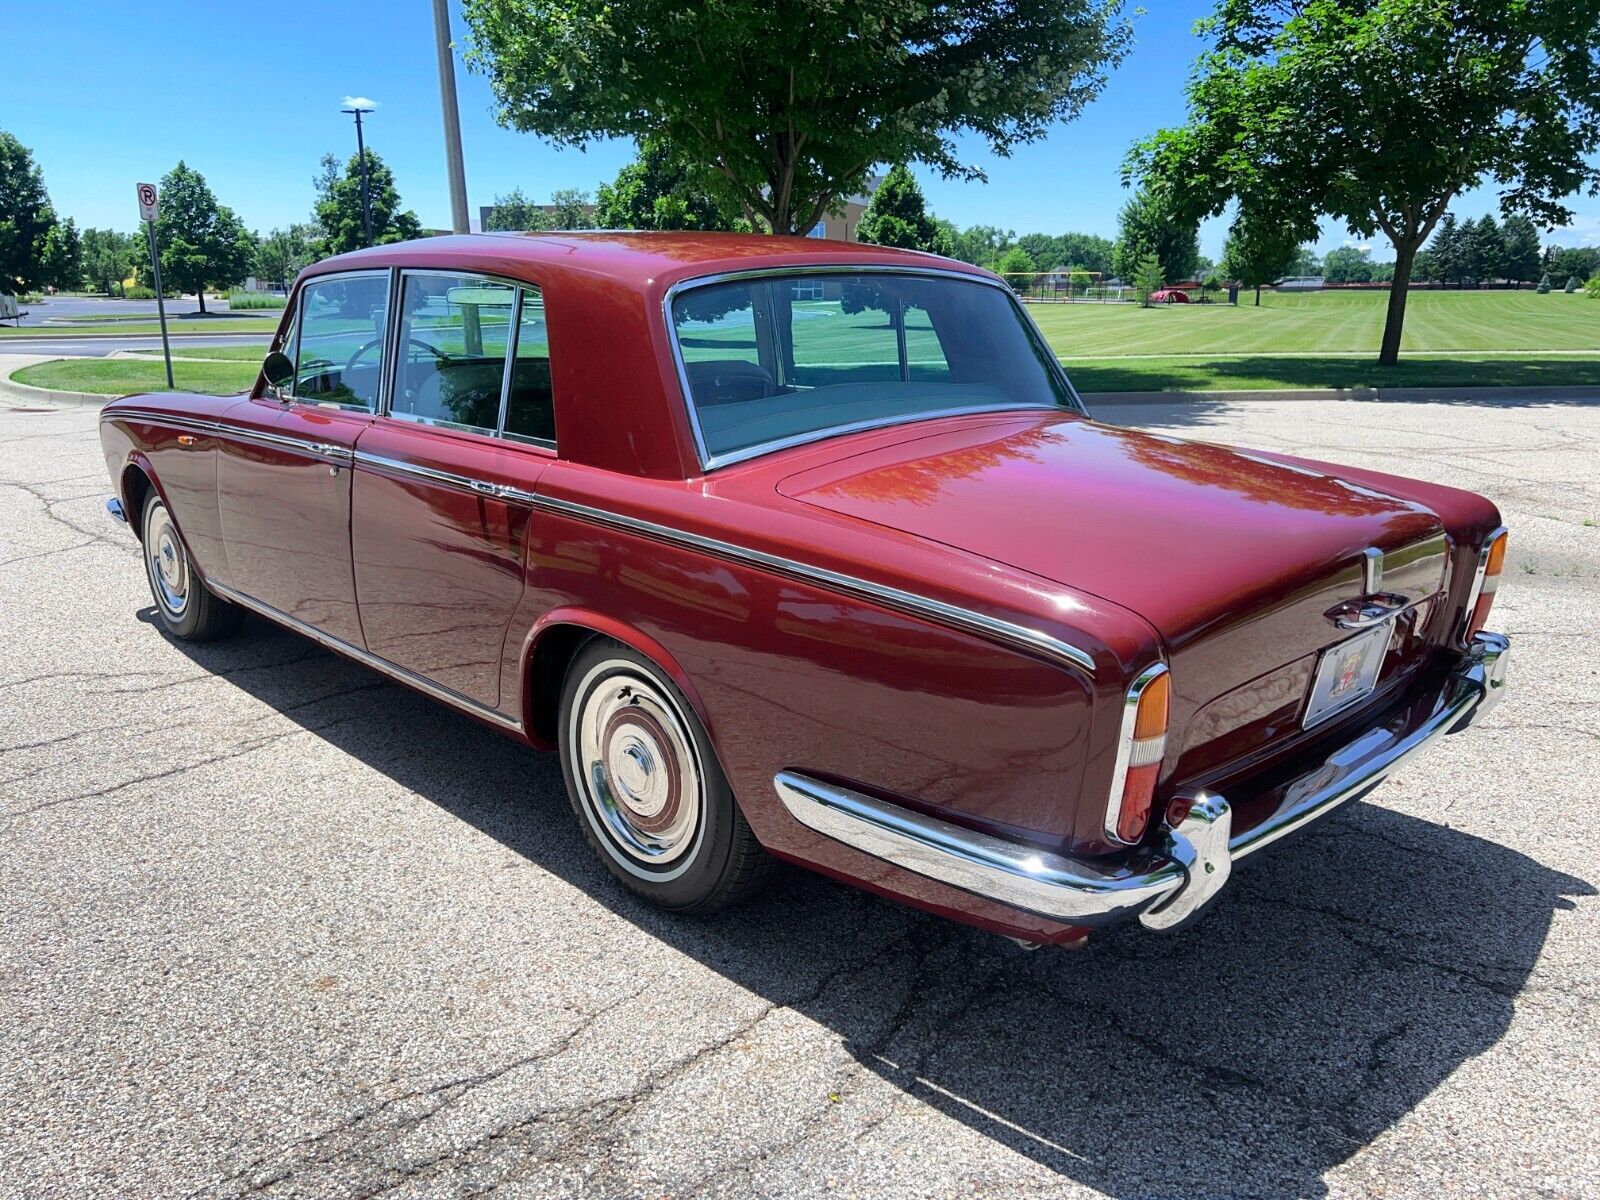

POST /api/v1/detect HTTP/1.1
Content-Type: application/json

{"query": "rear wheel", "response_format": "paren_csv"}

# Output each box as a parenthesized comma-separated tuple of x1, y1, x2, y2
(558, 638, 773, 911)
(140, 491, 243, 642)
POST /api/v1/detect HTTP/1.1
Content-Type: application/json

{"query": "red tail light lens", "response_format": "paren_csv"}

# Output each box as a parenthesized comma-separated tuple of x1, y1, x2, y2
(1464, 529, 1508, 640)
(1107, 666, 1170, 845)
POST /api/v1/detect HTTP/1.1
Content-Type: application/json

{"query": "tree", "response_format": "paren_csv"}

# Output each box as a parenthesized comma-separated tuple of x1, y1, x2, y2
(0, 130, 57, 294)
(1130, 0, 1600, 364)
(1132, 252, 1164, 306)
(1454, 217, 1481, 285)
(253, 223, 320, 290)
(947, 225, 1015, 268)
(1550, 246, 1600, 282)
(855, 164, 950, 254)
(155, 162, 253, 312)
(1220, 219, 1298, 304)
(463, 0, 1131, 235)
(39, 214, 82, 291)
(1112, 187, 1199, 283)
(1499, 216, 1541, 288)
(993, 246, 1036, 279)
(1565, 275, 1582, 293)
(81, 228, 135, 296)
(1323, 246, 1375, 284)
(314, 150, 422, 256)
(548, 188, 591, 230)
(1430, 215, 1465, 287)
(1288, 245, 1322, 276)
(1535, 273, 1552, 294)
(1470, 214, 1503, 285)
(593, 139, 734, 231)
(484, 188, 555, 232)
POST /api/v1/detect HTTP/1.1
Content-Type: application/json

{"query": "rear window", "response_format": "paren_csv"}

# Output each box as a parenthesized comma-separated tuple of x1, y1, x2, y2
(669, 272, 1072, 467)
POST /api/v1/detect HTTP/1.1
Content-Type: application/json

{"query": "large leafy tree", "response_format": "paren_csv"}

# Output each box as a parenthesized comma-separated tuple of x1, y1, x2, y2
(463, 0, 1131, 235)
(1323, 245, 1375, 284)
(1220, 219, 1299, 303)
(254, 223, 320, 290)
(548, 188, 592, 230)
(315, 150, 422, 256)
(1111, 186, 1200, 282)
(1131, 0, 1600, 363)
(1015, 231, 1116, 275)
(39, 214, 82, 291)
(855, 164, 951, 254)
(484, 188, 555, 231)
(0, 130, 57, 294)
(594, 140, 735, 232)
(156, 162, 253, 312)
(946, 225, 1015, 268)
(81, 228, 136, 296)
(1499, 215, 1541, 288)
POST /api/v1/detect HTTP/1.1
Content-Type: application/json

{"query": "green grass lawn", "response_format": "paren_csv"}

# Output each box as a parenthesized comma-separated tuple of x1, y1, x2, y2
(14, 358, 259, 396)
(134, 346, 275, 361)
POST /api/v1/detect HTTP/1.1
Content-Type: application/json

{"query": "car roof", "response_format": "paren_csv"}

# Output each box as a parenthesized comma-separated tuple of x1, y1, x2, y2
(304, 230, 993, 291)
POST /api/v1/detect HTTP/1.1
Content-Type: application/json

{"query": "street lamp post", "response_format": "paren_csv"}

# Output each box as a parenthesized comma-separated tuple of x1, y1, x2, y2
(342, 103, 375, 247)
(432, 0, 471, 235)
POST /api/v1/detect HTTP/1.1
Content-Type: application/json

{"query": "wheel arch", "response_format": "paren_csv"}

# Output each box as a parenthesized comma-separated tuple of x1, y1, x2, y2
(119, 455, 159, 541)
(519, 608, 715, 752)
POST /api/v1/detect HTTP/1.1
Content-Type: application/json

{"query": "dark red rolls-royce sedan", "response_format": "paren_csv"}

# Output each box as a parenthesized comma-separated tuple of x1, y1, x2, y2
(99, 232, 1510, 947)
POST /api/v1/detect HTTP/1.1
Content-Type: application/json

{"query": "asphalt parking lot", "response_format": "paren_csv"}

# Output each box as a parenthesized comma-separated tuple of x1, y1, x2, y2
(2, 395, 1596, 1199)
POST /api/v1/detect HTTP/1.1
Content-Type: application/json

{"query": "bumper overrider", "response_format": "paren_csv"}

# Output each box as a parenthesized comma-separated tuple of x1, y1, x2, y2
(776, 632, 1509, 935)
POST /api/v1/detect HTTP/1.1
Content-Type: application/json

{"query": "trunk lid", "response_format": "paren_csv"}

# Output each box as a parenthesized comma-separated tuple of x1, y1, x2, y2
(777, 413, 1453, 783)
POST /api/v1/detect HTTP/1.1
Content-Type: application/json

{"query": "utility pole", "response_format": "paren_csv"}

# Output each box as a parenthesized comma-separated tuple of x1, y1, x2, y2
(342, 103, 375, 246)
(432, 0, 471, 234)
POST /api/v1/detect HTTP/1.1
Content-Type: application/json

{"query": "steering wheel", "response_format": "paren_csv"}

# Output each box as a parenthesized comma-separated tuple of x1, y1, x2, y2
(344, 336, 448, 375)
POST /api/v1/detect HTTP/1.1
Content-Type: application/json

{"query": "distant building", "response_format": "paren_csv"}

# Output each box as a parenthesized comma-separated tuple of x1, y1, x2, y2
(805, 175, 882, 242)
(1275, 275, 1325, 290)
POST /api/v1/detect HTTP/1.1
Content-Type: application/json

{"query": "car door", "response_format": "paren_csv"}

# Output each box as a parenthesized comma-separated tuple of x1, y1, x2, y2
(216, 270, 390, 647)
(349, 271, 557, 711)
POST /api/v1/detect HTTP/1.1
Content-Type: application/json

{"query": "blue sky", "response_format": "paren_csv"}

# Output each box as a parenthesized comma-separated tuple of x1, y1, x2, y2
(4, 1, 1596, 261)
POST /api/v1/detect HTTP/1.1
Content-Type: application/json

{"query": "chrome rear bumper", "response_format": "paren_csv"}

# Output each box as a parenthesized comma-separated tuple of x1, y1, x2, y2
(775, 632, 1509, 934)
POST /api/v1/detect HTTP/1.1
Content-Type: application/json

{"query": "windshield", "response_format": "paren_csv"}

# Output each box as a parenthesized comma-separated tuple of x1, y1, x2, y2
(669, 271, 1074, 466)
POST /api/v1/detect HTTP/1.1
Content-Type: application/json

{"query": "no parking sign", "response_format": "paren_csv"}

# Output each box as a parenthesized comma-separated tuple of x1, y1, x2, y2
(136, 182, 159, 224)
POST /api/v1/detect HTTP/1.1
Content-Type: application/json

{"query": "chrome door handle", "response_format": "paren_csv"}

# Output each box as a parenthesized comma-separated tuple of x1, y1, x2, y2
(1327, 593, 1410, 630)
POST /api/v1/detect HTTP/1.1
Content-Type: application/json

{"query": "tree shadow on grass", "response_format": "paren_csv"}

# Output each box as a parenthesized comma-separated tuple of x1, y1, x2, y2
(1071, 355, 1600, 398)
(152, 614, 1594, 1199)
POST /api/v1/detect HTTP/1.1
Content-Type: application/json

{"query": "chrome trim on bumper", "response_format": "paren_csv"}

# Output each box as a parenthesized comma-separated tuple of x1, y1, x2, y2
(775, 632, 1509, 933)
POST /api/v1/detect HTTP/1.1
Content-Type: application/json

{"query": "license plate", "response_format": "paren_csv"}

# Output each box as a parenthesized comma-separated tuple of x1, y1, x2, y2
(1303, 623, 1391, 728)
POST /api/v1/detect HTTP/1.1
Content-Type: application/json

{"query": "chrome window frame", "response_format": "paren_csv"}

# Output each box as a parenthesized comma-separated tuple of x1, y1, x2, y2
(284, 268, 395, 414)
(662, 265, 1089, 473)
(372, 268, 556, 451)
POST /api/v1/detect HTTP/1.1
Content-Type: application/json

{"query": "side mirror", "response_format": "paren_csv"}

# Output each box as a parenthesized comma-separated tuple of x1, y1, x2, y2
(261, 350, 294, 395)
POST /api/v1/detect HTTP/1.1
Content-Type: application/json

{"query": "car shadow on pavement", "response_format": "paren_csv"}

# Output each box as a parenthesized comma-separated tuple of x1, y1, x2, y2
(155, 615, 1593, 1198)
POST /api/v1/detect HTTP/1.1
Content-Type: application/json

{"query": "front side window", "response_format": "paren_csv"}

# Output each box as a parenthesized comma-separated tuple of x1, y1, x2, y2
(391, 273, 516, 434)
(670, 272, 1072, 466)
(294, 273, 390, 411)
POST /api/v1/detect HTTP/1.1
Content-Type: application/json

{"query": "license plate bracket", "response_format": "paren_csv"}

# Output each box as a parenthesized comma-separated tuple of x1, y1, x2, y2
(1303, 623, 1391, 729)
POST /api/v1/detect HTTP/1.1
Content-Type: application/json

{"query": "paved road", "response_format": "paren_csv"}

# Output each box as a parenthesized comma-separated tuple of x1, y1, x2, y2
(0, 334, 270, 358)
(2, 397, 1596, 1199)
(13, 294, 278, 321)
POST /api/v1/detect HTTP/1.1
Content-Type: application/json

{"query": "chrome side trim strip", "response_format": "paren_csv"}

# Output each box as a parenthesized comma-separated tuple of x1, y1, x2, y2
(208, 581, 522, 732)
(518, 490, 1097, 678)
(776, 632, 1507, 932)
(100, 409, 354, 465)
(102, 410, 1096, 678)
(1104, 662, 1169, 844)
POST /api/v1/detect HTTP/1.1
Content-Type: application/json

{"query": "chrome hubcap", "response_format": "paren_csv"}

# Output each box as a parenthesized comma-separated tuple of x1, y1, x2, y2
(573, 663, 702, 873)
(145, 504, 189, 616)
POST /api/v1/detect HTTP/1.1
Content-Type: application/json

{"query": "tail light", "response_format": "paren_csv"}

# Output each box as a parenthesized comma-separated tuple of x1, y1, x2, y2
(1463, 528, 1508, 641)
(1106, 665, 1171, 845)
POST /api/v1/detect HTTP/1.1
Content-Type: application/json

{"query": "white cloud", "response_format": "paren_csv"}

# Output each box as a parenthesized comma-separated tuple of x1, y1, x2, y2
(341, 96, 380, 110)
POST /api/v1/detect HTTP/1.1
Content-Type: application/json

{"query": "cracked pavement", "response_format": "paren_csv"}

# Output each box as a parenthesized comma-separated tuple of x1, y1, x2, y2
(1, 396, 1596, 1199)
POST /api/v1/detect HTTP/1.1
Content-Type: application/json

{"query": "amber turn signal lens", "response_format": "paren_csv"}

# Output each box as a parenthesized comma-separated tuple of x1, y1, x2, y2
(1132, 672, 1171, 740)
(1467, 530, 1508, 639)
(1110, 666, 1172, 845)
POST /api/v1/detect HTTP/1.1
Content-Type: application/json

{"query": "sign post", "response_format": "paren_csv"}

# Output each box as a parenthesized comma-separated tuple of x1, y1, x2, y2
(136, 182, 175, 389)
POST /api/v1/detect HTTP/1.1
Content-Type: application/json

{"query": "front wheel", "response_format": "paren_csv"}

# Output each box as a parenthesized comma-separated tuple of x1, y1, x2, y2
(558, 638, 773, 911)
(140, 491, 243, 642)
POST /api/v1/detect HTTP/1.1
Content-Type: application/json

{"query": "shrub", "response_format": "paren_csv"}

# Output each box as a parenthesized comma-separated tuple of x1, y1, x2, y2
(1585, 276, 1600, 299)
(1535, 273, 1552, 294)
(1564, 274, 1581, 293)
(227, 289, 287, 310)
(1133, 252, 1165, 306)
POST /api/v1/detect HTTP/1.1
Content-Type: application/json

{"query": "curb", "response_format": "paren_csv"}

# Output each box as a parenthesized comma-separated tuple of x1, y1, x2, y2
(3, 325, 275, 341)
(1082, 384, 1600, 406)
(0, 360, 110, 409)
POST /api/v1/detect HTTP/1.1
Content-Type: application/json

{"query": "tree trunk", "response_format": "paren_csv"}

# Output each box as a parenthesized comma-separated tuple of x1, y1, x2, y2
(1378, 240, 1418, 366)
(1254, 284, 1261, 306)
(197, 287, 207, 315)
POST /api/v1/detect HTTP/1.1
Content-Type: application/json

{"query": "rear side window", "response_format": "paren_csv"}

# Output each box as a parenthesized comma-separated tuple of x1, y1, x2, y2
(294, 273, 390, 411)
(503, 288, 554, 445)
(391, 273, 516, 434)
